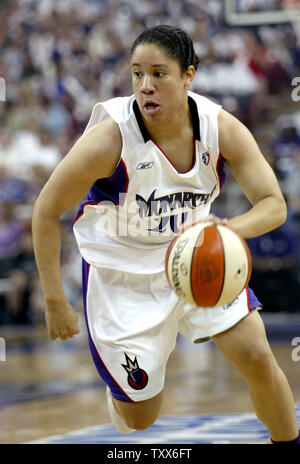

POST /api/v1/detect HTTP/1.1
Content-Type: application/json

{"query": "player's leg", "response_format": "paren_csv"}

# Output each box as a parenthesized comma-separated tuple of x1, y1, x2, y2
(82, 261, 180, 433)
(110, 388, 164, 431)
(212, 310, 299, 442)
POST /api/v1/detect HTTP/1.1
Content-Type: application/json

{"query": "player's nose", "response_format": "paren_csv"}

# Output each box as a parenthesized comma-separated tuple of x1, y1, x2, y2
(140, 75, 156, 94)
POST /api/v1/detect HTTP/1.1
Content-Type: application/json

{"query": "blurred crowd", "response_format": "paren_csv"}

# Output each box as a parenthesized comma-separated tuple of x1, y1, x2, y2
(0, 0, 299, 326)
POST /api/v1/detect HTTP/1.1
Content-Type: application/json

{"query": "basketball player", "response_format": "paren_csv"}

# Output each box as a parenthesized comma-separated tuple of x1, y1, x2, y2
(32, 25, 299, 444)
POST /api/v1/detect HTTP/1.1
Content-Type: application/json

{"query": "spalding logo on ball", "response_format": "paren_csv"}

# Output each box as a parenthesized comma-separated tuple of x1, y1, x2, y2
(165, 222, 252, 308)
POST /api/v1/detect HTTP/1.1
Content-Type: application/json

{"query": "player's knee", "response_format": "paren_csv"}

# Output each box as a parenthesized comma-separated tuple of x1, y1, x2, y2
(122, 393, 163, 430)
(124, 411, 159, 430)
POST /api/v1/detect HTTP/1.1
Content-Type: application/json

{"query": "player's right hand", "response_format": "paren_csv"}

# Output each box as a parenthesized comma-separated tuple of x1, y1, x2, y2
(45, 300, 80, 341)
(179, 214, 228, 235)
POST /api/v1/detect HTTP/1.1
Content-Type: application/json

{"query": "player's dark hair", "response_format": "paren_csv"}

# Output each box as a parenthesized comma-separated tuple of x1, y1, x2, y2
(130, 25, 200, 73)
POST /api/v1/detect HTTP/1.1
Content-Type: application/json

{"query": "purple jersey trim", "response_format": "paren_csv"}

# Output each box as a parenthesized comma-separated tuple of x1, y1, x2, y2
(82, 258, 133, 402)
(74, 159, 129, 222)
(217, 153, 226, 191)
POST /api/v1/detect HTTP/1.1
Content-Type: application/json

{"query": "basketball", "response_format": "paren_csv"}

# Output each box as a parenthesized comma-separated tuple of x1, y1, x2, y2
(165, 221, 252, 307)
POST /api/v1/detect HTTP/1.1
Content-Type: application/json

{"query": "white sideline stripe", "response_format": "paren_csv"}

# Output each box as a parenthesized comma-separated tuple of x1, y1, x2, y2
(22, 406, 300, 444)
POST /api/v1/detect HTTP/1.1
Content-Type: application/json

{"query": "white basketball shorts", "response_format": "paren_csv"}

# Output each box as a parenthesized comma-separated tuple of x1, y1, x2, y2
(82, 259, 261, 403)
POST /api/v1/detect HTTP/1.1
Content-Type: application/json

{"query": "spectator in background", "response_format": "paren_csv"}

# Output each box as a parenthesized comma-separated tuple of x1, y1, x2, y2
(0, 202, 25, 323)
(246, 33, 289, 95)
(0, 203, 24, 274)
(0, 121, 62, 181)
(5, 230, 36, 325)
(0, 163, 29, 204)
(247, 223, 300, 313)
(271, 116, 300, 166)
(285, 148, 300, 224)
(270, 116, 300, 233)
(0, 203, 41, 325)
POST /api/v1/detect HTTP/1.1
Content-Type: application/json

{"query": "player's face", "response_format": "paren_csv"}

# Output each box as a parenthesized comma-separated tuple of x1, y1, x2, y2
(130, 43, 194, 125)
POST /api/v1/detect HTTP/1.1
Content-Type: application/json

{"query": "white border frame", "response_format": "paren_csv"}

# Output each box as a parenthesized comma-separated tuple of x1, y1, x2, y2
(224, 0, 300, 25)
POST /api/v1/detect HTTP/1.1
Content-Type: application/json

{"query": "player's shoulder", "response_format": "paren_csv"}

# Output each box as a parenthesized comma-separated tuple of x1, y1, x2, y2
(217, 108, 248, 142)
(102, 95, 134, 121)
(86, 94, 135, 130)
(188, 91, 221, 115)
(84, 116, 122, 148)
(217, 107, 259, 163)
(74, 116, 122, 176)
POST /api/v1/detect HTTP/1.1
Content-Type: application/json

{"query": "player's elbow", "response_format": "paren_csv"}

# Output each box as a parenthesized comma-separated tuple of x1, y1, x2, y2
(280, 202, 287, 226)
(33, 193, 61, 222)
(274, 194, 287, 227)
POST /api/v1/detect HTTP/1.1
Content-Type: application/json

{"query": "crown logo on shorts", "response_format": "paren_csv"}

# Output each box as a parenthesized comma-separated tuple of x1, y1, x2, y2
(122, 353, 148, 390)
(122, 353, 139, 374)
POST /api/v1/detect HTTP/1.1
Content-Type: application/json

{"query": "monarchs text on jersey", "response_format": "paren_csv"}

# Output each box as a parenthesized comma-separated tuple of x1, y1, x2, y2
(73, 91, 225, 274)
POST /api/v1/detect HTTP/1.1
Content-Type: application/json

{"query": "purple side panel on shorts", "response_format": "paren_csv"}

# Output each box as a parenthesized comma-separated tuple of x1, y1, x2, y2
(247, 286, 262, 310)
(82, 258, 133, 402)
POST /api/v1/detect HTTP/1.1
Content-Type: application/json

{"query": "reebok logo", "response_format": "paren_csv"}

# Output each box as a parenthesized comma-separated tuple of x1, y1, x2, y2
(136, 161, 154, 170)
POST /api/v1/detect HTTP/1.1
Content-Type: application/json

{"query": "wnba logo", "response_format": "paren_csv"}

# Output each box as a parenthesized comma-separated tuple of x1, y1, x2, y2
(202, 152, 210, 166)
(0, 337, 6, 361)
(0, 77, 6, 101)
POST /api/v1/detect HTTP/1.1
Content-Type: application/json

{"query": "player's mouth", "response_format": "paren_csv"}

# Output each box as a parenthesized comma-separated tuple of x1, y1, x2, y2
(143, 101, 160, 115)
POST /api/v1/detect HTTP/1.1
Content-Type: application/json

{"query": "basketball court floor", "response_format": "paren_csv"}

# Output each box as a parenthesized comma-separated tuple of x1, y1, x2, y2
(1, 311, 300, 445)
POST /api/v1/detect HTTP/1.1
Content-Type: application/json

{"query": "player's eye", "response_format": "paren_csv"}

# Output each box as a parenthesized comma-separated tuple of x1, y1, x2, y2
(133, 71, 142, 78)
(154, 71, 165, 77)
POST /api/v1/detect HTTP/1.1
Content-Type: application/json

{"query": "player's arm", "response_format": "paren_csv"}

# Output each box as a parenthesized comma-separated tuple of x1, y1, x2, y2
(218, 108, 287, 238)
(32, 117, 122, 339)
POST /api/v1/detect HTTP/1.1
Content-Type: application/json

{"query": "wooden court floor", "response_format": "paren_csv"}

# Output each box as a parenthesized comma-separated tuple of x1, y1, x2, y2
(1, 312, 300, 444)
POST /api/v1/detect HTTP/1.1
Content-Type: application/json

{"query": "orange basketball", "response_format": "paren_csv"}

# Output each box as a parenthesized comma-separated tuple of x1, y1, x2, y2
(165, 221, 252, 307)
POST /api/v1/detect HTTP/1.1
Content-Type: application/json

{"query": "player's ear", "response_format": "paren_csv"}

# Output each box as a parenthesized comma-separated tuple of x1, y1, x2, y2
(184, 65, 195, 88)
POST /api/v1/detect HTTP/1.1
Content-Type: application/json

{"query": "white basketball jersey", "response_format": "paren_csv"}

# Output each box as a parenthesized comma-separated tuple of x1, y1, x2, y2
(73, 91, 225, 274)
